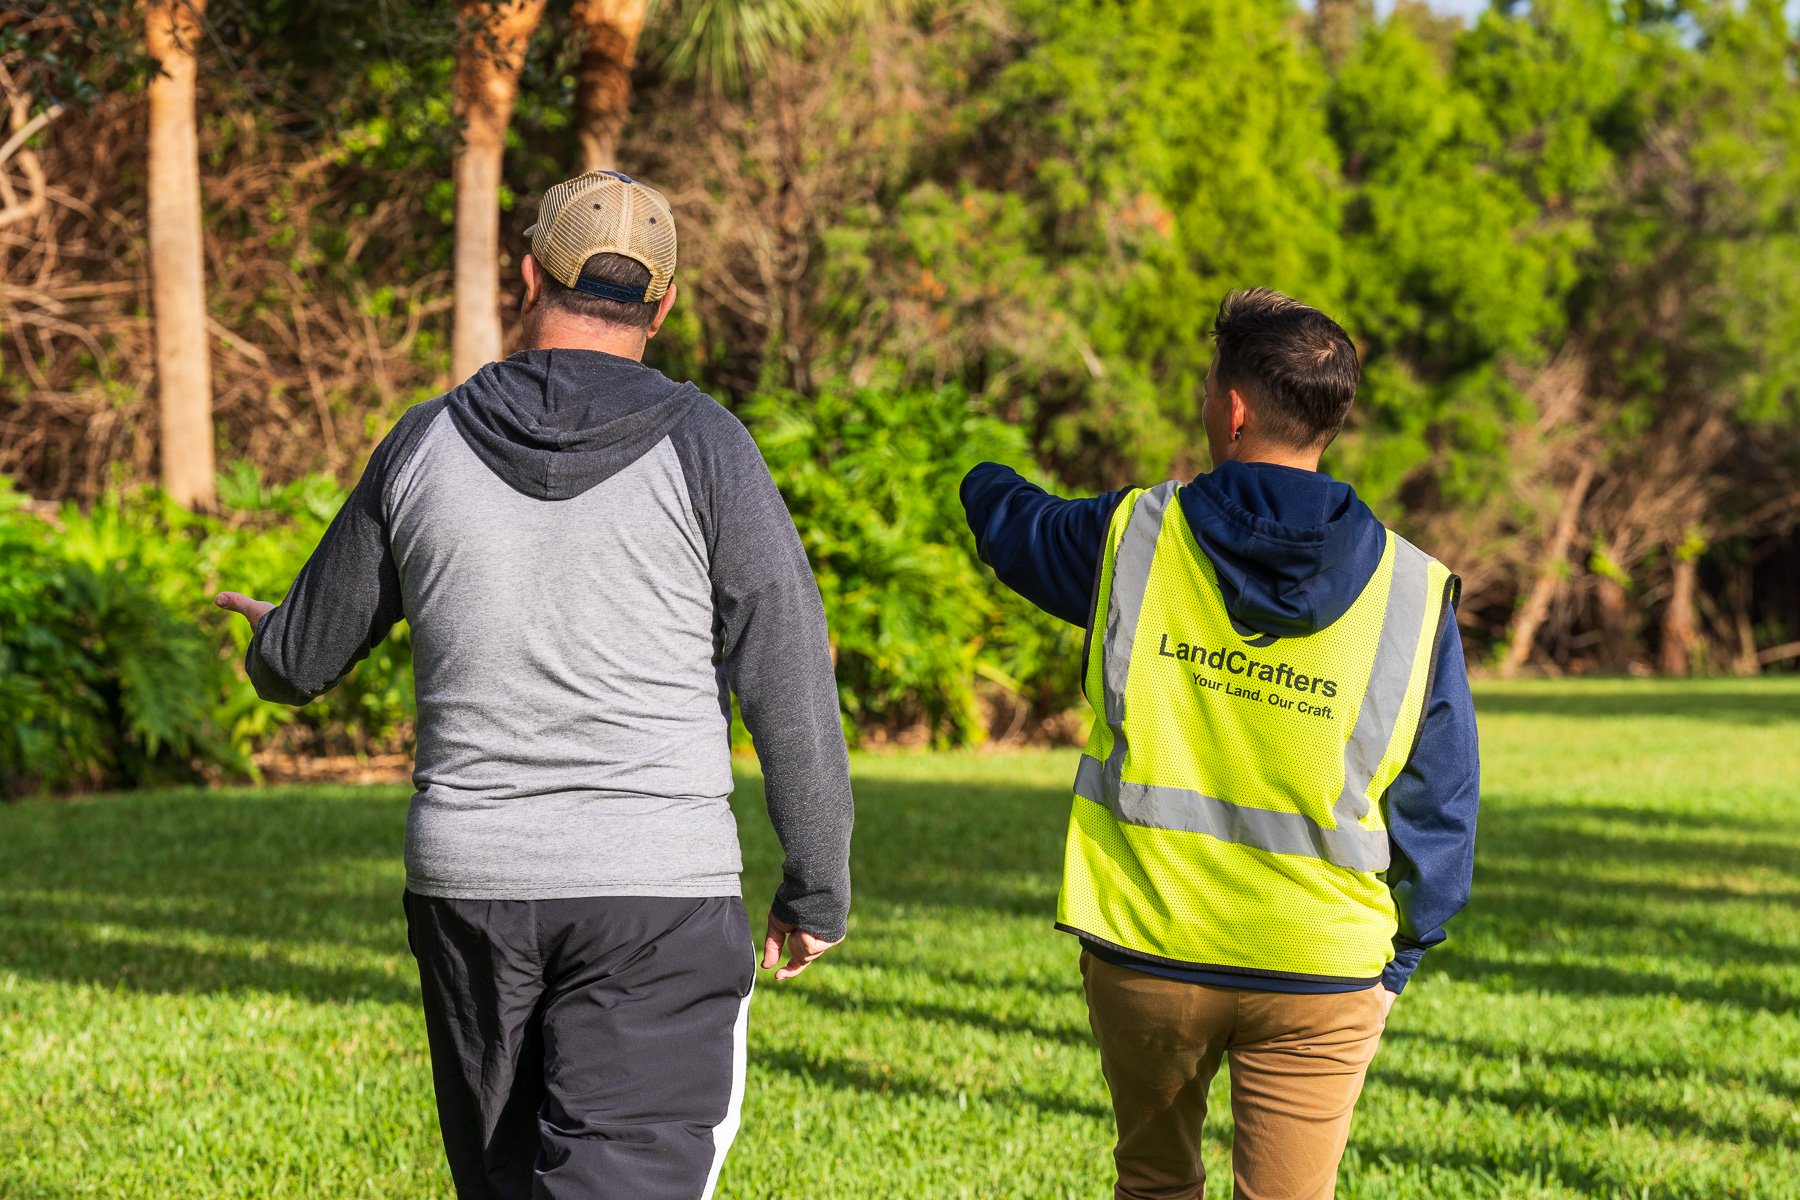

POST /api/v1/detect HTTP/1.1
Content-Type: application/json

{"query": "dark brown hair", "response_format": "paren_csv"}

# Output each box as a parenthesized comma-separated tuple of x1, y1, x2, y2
(1210, 288, 1360, 449)
(539, 252, 660, 330)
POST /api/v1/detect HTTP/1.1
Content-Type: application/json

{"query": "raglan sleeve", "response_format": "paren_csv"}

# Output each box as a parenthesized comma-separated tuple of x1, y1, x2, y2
(675, 402, 854, 942)
(244, 400, 441, 705)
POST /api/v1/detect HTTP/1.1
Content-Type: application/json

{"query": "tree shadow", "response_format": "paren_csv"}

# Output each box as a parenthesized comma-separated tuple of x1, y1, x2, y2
(1439, 794, 1800, 1017)
(0, 785, 418, 1004)
(1381, 1026, 1800, 1108)
(1351, 1129, 1633, 1196)
(1427, 950, 1797, 1017)
(786, 982, 1091, 1050)
(735, 771, 1070, 922)
(2, 771, 1079, 1006)
(0, 918, 418, 1005)
(1467, 866, 1798, 968)
(1474, 687, 1800, 726)
(1372, 1060, 1793, 1151)
(752, 1045, 1111, 1122)
(5, 751, 1794, 1036)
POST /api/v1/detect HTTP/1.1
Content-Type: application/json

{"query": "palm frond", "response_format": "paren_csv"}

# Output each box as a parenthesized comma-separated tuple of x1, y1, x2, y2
(648, 0, 868, 93)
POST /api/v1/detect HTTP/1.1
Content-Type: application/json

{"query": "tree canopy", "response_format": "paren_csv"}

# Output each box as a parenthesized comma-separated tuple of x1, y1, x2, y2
(2, 0, 1797, 762)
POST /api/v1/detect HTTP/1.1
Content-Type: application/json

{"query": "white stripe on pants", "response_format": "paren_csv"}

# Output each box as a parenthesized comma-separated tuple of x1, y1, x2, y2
(701, 983, 753, 1200)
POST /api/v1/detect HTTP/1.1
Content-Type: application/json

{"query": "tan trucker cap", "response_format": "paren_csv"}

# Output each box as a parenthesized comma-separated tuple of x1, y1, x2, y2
(524, 170, 677, 303)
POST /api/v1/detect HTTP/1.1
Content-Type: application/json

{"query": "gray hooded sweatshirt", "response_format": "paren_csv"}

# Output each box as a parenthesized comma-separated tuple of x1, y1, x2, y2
(247, 349, 854, 939)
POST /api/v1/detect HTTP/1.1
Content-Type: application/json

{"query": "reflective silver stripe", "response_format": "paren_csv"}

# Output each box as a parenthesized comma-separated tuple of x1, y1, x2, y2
(1094, 482, 1178, 791)
(1101, 482, 1178, 741)
(1075, 753, 1391, 870)
(1090, 487, 1436, 874)
(1333, 537, 1432, 841)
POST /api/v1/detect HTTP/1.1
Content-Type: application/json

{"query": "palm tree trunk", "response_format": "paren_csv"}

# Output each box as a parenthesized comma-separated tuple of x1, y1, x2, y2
(145, 0, 215, 509)
(572, 0, 648, 172)
(451, 0, 547, 386)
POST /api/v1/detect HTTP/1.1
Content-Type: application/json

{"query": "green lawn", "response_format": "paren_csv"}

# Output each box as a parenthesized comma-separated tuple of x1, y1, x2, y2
(2, 679, 1797, 1198)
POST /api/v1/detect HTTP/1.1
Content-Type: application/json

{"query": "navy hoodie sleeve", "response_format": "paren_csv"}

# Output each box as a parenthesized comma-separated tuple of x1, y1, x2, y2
(960, 462, 1128, 626)
(1380, 612, 1480, 993)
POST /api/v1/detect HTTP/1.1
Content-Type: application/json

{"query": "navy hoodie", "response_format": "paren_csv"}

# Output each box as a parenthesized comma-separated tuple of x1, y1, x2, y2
(961, 460, 1479, 993)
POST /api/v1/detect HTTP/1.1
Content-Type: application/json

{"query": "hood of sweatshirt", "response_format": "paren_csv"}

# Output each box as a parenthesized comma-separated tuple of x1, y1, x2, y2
(1177, 460, 1388, 638)
(446, 348, 701, 501)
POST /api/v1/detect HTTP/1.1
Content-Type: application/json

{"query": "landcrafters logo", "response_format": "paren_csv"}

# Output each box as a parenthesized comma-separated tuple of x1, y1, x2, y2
(1156, 632, 1340, 717)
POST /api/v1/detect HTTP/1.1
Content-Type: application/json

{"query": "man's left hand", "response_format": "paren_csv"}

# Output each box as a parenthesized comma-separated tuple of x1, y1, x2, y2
(215, 591, 274, 633)
(761, 913, 841, 981)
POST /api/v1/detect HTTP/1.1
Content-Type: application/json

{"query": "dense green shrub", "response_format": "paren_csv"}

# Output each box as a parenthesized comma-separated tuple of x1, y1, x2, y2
(0, 469, 423, 795)
(744, 386, 1081, 746)
(201, 465, 417, 758)
(1, 395, 1085, 793)
(0, 486, 232, 793)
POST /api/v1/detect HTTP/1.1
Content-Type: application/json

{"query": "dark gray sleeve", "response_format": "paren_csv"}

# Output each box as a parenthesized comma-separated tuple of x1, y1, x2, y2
(672, 400, 854, 942)
(245, 399, 445, 705)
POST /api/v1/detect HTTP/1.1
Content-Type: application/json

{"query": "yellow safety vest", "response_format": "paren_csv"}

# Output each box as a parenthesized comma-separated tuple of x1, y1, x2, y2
(1057, 481, 1457, 983)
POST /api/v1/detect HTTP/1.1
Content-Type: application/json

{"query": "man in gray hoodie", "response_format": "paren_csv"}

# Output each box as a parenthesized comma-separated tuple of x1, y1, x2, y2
(215, 170, 853, 1200)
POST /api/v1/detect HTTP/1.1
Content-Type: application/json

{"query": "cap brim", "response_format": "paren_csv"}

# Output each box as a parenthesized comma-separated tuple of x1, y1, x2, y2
(522, 222, 539, 239)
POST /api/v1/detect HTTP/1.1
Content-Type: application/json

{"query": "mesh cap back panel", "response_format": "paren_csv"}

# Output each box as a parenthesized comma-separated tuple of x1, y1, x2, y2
(529, 171, 678, 301)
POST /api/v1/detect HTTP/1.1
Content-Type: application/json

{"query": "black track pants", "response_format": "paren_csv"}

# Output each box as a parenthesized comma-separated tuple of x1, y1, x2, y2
(404, 892, 756, 1200)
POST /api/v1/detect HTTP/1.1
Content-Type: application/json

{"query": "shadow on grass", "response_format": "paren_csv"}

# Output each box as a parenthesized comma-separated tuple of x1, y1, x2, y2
(1352, 1134, 1633, 1197)
(787, 984, 1090, 1050)
(754, 1045, 1111, 1122)
(1374, 1056, 1795, 1152)
(1381, 1026, 1800, 1127)
(1474, 686, 1800, 725)
(1440, 798, 1800, 1016)
(1477, 826, 1800, 886)
(1427, 951, 1797, 1017)
(0, 774, 1073, 1008)
(0, 785, 417, 1004)
(1, 921, 419, 1006)
(740, 772, 1069, 922)
(3, 752, 1795, 1047)
(1469, 869, 1798, 967)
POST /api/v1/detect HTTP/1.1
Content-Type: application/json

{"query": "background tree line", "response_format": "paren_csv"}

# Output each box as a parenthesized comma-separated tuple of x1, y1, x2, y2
(2, 0, 1798, 787)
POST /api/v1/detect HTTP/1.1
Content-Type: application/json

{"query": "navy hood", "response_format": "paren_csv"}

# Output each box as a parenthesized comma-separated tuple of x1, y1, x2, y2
(446, 348, 701, 501)
(1178, 460, 1387, 638)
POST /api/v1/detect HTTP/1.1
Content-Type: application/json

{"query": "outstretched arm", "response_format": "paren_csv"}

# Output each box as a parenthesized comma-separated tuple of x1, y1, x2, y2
(960, 462, 1129, 626)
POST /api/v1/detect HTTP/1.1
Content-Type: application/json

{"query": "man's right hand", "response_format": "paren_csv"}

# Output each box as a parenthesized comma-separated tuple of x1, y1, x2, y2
(760, 912, 841, 981)
(215, 591, 275, 634)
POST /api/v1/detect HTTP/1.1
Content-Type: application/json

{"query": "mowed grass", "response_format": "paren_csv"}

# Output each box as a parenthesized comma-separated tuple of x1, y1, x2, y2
(2, 679, 1797, 1199)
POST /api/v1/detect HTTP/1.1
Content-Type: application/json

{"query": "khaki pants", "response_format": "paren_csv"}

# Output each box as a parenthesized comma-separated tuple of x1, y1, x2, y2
(1081, 950, 1387, 1200)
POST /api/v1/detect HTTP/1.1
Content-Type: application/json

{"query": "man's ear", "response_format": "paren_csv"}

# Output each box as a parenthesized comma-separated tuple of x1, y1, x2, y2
(1229, 387, 1251, 440)
(520, 253, 544, 315)
(646, 282, 678, 339)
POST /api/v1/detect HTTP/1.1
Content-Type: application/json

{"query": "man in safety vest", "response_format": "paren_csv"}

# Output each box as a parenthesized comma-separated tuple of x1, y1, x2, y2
(961, 288, 1479, 1199)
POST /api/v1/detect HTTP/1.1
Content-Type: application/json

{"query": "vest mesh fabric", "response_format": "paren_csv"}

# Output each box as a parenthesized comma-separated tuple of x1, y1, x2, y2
(1058, 484, 1452, 982)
